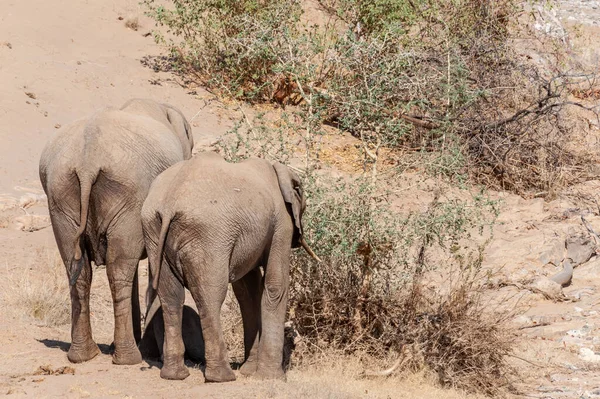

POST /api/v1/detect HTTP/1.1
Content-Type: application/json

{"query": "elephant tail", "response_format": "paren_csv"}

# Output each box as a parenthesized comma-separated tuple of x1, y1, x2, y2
(69, 171, 96, 286)
(151, 214, 172, 291)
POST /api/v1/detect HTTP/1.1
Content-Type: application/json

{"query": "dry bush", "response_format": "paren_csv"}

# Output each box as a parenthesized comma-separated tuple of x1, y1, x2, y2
(286, 175, 512, 395)
(290, 256, 514, 396)
(4, 249, 70, 327)
(144, 0, 599, 195)
(221, 288, 245, 364)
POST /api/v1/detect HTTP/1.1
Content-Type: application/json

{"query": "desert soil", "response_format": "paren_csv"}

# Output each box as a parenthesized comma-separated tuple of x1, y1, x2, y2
(1, 0, 600, 398)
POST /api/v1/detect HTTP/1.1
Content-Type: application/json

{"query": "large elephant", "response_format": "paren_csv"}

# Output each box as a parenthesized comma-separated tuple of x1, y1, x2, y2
(141, 152, 319, 382)
(39, 98, 194, 365)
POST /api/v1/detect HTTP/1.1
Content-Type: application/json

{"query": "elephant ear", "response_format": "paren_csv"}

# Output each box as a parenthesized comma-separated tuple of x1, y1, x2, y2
(163, 104, 194, 159)
(273, 162, 305, 248)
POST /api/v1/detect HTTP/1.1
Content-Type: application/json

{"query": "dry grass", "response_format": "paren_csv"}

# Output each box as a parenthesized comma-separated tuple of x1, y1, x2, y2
(290, 268, 515, 396)
(264, 352, 490, 399)
(4, 249, 70, 327)
(221, 287, 245, 364)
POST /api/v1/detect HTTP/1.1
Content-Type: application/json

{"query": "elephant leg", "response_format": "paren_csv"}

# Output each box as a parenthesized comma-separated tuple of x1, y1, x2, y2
(49, 213, 99, 363)
(187, 257, 235, 383)
(256, 244, 290, 380)
(106, 255, 142, 365)
(105, 219, 144, 365)
(232, 267, 262, 376)
(67, 249, 100, 363)
(158, 263, 189, 380)
(131, 268, 141, 344)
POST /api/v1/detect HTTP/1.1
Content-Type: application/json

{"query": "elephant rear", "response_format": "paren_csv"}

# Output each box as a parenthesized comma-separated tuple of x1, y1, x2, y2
(39, 98, 195, 367)
(139, 151, 310, 382)
(40, 105, 189, 268)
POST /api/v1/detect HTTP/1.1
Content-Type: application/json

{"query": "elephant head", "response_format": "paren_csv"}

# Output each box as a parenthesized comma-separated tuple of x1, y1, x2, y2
(273, 163, 321, 262)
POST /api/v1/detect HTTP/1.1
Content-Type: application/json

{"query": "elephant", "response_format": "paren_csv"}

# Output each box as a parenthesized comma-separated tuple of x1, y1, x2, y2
(141, 152, 320, 382)
(139, 296, 205, 364)
(39, 98, 194, 365)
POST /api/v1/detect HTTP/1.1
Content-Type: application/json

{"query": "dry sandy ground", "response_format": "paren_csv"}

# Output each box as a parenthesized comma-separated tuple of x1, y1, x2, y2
(3, 0, 600, 398)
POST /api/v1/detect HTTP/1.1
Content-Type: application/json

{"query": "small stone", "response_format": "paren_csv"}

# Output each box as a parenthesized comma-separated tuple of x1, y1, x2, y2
(12, 215, 51, 232)
(566, 233, 596, 266)
(18, 193, 46, 209)
(532, 277, 564, 299)
(579, 347, 600, 362)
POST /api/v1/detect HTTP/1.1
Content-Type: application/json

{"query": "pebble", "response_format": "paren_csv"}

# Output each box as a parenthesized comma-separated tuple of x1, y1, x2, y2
(579, 347, 600, 362)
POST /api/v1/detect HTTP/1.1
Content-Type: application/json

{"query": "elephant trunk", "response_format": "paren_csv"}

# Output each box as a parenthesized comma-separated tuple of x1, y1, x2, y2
(300, 237, 322, 263)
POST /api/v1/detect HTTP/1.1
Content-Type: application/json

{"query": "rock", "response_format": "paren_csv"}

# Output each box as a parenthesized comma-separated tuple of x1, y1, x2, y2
(0, 197, 18, 212)
(579, 347, 600, 363)
(12, 215, 51, 232)
(18, 193, 47, 209)
(550, 373, 572, 383)
(550, 259, 573, 287)
(540, 238, 565, 266)
(531, 277, 565, 299)
(575, 259, 600, 279)
(566, 233, 596, 266)
(512, 315, 533, 329)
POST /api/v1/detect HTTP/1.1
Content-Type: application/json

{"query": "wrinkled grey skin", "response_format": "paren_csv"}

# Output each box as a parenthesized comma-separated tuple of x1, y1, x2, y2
(139, 297, 205, 364)
(141, 152, 307, 382)
(39, 99, 194, 365)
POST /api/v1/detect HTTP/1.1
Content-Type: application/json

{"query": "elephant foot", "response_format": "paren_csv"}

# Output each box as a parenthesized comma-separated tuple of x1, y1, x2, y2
(160, 364, 190, 380)
(239, 359, 258, 377)
(204, 365, 236, 383)
(254, 367, 286, 381)
(112, 347, 142, 365)
(67, 341, 100, 363)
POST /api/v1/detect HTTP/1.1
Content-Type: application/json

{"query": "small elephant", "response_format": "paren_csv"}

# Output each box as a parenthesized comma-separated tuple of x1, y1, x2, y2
(141, 152, 319, 382)
(39, 98, 194, 365)
(139, 297, 205, 364)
